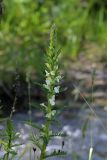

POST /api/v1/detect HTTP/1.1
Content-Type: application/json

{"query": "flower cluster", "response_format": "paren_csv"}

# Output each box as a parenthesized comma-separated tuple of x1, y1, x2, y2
(43, 69, 61, 105)
(43, 24, 61, 112)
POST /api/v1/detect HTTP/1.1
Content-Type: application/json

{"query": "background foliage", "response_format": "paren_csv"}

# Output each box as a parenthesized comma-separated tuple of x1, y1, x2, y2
(0, 0, 107, 81)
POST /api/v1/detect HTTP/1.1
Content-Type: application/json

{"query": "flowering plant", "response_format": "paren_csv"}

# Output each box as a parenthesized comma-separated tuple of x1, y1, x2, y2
(29, 25, 66, 160)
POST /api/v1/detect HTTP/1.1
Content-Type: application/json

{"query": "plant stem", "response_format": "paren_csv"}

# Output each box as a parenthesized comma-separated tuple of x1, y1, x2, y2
(6, 134, 12, 160)
(40, 112, 50, 160)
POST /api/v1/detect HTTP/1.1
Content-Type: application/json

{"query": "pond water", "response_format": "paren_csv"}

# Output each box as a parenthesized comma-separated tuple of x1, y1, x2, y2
(1, 106, 107, 160)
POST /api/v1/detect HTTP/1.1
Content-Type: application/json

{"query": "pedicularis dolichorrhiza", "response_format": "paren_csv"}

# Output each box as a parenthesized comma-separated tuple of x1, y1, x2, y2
(40, 24, 65, 159)
(29, 24, 66, 160)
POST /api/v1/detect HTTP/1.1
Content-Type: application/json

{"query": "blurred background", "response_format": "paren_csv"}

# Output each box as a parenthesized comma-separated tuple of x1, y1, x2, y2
(1, 0, 107, 159)
(0, 0, 107, 114)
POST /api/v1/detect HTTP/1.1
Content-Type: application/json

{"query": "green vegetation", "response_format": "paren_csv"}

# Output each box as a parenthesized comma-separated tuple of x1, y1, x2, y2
(0, 24, 94, 160)
(0, 118, 19, 160)
(1, 0, 107, 159)
(0, 0, 107, 81)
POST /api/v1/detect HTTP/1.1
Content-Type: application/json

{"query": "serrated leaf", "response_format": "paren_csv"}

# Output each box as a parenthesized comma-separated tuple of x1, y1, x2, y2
(45, 63, 51, 70)
(33, 82, 43, 87)
(9, 150, 17, 155)
(30, 133, 42, 150)
(26, 121, 43, 131)
(45, 150, 66, 158)
(54, 48, 61, 60)
(12, 143, 24, 147)
(60, 87, 68, 93)
(47, 118, 61, 127)
(50, 132, 66, 137)
(0, 140, 7, 146)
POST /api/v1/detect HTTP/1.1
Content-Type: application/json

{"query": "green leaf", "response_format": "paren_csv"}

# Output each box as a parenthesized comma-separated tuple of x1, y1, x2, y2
(26, 121, 43, 131)
(0, 140, 7, 146)
(82, 118, 89, 138)
(45, 150, 66, 158)
(9, 150, 17, 155)
(30, 133, 42, 150)
(50, 132, 66, 138)
(12, 143, 23, 147)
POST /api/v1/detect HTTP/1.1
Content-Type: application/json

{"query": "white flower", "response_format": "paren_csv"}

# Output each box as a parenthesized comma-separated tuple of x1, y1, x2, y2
(56, 75, 61, 83)
(46, 79, 51, 85)
(49, 95, 55, 106)
(16, 132, 20, 137)
(45, 70, 49, 76)
(40, 103, 47, 111)
(54, 86, 60, 93)
(54, 66, 58, 70)
(43, 84, 50, 90)
(46, 110, 56, 119)
(51, 110, 56, 116)
(50, 71, 55, 76)
(40, 103, 45, 107)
